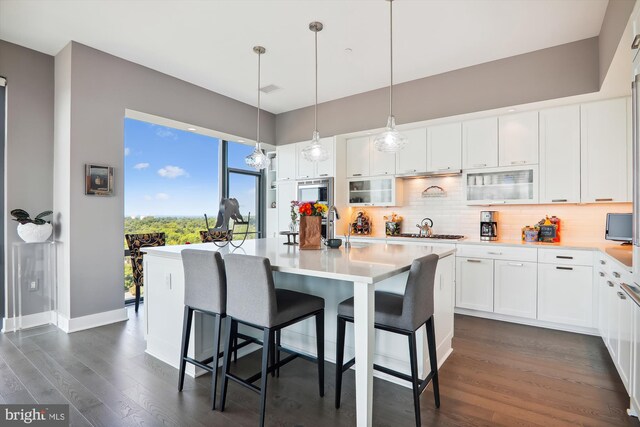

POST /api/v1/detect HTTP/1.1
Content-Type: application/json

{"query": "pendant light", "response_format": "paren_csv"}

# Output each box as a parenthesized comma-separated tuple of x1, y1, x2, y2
(301, 21, 329, 162)
(245, 46, 271, 170)
(373, 0, 407, 153)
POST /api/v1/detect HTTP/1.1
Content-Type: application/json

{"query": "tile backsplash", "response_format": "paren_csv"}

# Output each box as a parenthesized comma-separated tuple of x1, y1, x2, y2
(342, 176, 631, 242)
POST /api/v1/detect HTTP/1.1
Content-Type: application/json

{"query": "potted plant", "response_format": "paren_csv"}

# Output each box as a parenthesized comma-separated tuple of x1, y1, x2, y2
(298, 201, 327, 250)
(10, 209, 53, 243)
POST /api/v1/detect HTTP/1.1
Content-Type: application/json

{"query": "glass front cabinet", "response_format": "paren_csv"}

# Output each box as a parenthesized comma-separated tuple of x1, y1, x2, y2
(464, 165, 538, 205)
(348, 177, 403, 207)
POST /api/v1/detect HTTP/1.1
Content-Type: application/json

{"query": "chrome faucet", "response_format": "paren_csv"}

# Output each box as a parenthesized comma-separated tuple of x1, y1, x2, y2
(327, 206, 340, 240)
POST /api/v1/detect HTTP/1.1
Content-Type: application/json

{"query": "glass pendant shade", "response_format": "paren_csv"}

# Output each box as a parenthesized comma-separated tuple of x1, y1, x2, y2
(302, 130, 328, 162)
(373, 116, 407, 153)
(245, 142, 270, 169)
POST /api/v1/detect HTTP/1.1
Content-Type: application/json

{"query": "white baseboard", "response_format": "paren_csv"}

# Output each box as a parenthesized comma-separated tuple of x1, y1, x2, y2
(57, 308, 128, 333)
(2, 311, 57, 333)
(454, 308, 599, 336)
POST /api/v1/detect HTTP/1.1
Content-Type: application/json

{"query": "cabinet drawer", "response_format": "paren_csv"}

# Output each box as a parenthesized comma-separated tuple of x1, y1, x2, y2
(456, 245, 537, 262)
(538, 249, 593, 266)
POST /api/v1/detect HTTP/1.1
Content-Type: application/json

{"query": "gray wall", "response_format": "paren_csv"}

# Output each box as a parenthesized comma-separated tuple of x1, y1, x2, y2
(275, 38, 601, 144)
(599, 0, 636, 86)
(55, 42, 276, 318)
(0, 41, 54, 318)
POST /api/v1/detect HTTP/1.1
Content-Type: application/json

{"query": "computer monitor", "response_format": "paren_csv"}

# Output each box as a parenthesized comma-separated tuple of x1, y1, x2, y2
(605, 213, 632, 244)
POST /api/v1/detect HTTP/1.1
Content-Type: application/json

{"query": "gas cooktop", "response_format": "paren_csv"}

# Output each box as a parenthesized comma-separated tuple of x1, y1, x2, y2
(398, 233, 465, 240)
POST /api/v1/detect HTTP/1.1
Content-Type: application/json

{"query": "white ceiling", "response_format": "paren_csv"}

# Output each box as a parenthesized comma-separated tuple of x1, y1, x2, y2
(0, 0, 609, 114)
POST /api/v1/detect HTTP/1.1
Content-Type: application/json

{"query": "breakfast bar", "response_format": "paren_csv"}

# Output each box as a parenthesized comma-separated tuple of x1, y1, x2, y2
(142, 238, 456, 427)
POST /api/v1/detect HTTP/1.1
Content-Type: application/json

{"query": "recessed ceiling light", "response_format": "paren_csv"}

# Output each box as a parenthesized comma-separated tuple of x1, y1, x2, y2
(187, 127, 197, 131)
(507, 108, 516, 113)
(238, 139, 245, 143)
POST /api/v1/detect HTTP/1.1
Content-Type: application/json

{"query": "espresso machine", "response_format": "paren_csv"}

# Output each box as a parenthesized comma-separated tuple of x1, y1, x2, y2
(480, 211, 498, 241)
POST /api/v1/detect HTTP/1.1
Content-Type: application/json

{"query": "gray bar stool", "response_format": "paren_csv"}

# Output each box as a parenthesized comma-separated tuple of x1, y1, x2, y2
(335, 254, 441, 427)
(179, 249, 256, 409)
(220, 254, 325, 427)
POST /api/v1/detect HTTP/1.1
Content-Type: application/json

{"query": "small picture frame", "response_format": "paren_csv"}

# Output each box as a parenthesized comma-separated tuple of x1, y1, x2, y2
(85, 164, 114, 196)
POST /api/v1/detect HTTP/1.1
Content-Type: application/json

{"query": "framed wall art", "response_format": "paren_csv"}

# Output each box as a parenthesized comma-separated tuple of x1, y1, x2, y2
(85, 164, 114, 196)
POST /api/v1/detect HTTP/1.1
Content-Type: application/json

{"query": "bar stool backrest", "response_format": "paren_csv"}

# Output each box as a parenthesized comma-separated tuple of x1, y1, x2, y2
(224, 254, 277, 327)
(181, 249, 226, 314)
(402, 254, 439, 330)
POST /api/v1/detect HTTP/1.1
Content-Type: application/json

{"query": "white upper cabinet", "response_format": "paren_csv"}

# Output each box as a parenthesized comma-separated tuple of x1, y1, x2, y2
(296, 137, 335, 179)
(296, 141, 315, 180)
(580, 98, 630, 203)
(427, 122, 462, 172)
(315, 137, 335, 178)
(396, 128, 427, 175)
(370, 142, 396, 176)
(346, 136, 370, 178)
(539, 105, 581, 204)
(462, 117, 498, 169)
(276, 144, 297, 181)
(498, 111, 539, 166)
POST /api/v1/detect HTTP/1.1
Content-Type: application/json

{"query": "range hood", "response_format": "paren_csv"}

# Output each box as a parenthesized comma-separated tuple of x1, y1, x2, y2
(396, 169, 462, 179)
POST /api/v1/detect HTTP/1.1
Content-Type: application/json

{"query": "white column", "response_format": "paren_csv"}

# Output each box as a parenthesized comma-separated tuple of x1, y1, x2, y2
(353, 281, 374, 427)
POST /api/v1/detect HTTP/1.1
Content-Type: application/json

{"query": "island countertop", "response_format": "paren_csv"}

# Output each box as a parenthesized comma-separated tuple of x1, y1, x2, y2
(143, 238, 455, 284)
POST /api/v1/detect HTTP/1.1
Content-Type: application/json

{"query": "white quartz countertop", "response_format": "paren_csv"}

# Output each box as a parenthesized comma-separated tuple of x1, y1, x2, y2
(143, 237, 455, 284)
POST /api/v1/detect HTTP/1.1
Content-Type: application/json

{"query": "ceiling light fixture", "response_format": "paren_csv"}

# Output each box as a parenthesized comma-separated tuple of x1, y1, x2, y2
(245, 46, 270, 170)
(301, 21, 329, 163)
(374, 0, 407, 153)
(187, 127, 197, 132)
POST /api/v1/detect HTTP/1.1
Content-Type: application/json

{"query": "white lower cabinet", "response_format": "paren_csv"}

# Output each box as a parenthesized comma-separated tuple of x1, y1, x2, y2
(455, 257, 494, 312)
(617, 284, 634, 391)
(537, 264, 593, 328)
(597, 270, 611, 346)
(494, 260, 537, 319)
(632, 300, 640, 415)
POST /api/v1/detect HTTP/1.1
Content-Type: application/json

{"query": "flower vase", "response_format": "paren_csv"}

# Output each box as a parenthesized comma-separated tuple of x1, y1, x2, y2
(289, 221, 298, 234)
(299, 216, 322, 250)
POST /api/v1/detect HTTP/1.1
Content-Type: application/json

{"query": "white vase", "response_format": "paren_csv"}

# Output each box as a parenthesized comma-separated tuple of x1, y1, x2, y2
(17, 222, 53, 243)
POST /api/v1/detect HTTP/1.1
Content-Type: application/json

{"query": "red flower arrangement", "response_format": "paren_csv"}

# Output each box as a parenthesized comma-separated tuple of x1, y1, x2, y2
(297, 201, 328, 217)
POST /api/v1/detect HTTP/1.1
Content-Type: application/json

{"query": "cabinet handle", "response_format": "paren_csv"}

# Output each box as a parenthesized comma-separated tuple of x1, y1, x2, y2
(599, 271, 605, 277)
(508, 262, 524, 267)
(556, 266, 573, 271)
(551, 199, 568, 203)
(607, 281, 615, 287)
(472, 163, 487, 168)
(617, 291, 627, 300)
(353, 173, 362, 177)
(510, 160, 527, 165)
(466, 259, 482, 263)
(633, 34, 640, 49)
(556, 255, 573, 260)
(613, 272, 621, 278)
(319, 174, 328, 177)
(595, 198, 613, 202)
(487, 251, 502, 255)
(599, 260, 606, 265)
(438, 167, 451, 171)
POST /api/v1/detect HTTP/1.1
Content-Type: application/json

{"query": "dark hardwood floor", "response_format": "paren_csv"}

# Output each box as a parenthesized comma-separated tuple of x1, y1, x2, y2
(0, 308, 637, 426)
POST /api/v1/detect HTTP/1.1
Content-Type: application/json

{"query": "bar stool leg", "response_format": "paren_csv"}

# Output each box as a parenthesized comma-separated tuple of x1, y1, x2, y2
(178, 306, 193, 391)
(315, 310, 324, 397)
(426, 316, 440, 408)
(269, 332, 276, 378)
(275, 330, 281, 378)
(259, 328, 273, 427)
(135, 284, 140, 313)
(232, 321, 238, 364)
(211, 313, 222, 410)
(408, 330, 421, 427)
(335, 316, 346, 409)
(219, 317, 234, 412)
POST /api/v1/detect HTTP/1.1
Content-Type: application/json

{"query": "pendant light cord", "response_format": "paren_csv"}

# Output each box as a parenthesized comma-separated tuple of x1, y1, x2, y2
(389, 0, 393, 118)
(257, 50, 261, 147)
(314, 28, 318, 134)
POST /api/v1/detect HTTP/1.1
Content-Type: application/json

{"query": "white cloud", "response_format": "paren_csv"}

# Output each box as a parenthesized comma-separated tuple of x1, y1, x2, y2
(144, 195, 152, 201)
(133, 162, 150, 170)
(155, 193, 170, 200)
(124, 147, 131, 156)
(157, 165, 188, 178)
(155, 127, 177, 139)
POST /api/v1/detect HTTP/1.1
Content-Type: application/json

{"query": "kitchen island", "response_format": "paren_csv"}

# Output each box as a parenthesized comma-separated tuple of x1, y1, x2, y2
(142, 238, 456, 427)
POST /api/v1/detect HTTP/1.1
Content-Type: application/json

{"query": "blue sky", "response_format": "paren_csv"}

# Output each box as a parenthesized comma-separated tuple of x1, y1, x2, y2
(124, 118, 258, 218)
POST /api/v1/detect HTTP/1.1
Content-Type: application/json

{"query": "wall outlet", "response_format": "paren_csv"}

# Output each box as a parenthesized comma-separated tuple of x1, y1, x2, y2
(29, 280, 38, 291)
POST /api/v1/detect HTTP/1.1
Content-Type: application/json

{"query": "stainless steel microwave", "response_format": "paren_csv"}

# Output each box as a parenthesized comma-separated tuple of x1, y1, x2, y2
(297, 178, 333, 205)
